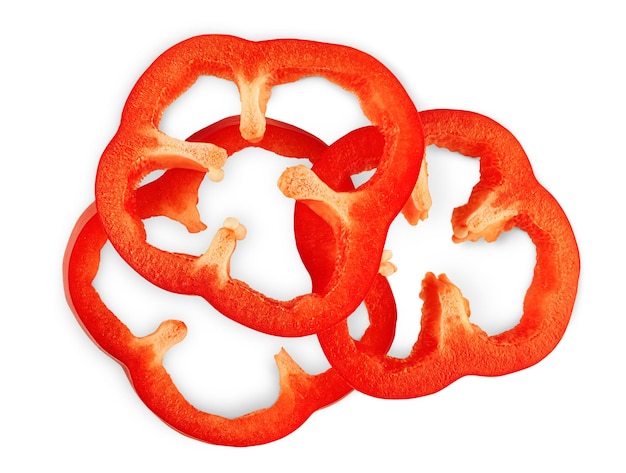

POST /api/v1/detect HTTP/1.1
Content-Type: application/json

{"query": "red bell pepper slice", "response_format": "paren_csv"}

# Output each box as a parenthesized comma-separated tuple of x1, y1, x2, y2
(94, 34, 423, 337)
(63, 120, 398, 446)
(302, 109, 580, 399)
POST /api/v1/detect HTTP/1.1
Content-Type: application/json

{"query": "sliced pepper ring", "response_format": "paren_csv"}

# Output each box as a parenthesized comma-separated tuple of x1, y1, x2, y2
(94, 34, 423, 337)
(64, 153, 398, 446)
(303, 109, 580, 399)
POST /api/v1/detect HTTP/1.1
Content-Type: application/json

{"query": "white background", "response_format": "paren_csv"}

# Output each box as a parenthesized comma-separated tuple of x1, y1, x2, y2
(2, 1, 624, 471)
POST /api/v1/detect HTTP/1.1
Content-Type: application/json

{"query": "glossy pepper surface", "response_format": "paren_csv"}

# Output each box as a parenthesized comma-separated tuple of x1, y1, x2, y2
(94, 34, 423, 337)
(306, 109, 580, 399)
(64, 119, 398, 446)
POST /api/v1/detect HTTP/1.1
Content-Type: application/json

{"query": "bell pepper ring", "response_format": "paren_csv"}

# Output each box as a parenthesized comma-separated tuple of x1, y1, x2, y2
(302, 109, 579, 399)
(94, 34, 423, 337)
(63, 128, 398, 446)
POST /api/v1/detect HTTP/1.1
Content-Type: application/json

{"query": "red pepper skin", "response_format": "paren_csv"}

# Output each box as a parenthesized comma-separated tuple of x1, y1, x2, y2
(64, 205, 396, 446)
(63, 121, 398, 446)
(94, 35, 423, 337)
(306, 109, 580, 399)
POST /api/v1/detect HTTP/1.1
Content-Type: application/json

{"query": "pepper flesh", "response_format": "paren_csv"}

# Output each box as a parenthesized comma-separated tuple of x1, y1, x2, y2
(63, 120, 398, 446)
(305, 109, 580, 399)
(94, 34, 423, 337)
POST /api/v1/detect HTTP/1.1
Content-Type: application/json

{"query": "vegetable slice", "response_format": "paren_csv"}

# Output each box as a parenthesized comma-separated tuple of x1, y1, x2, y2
(94, 34, 423, 337)
(63, 119, 398, 446)
(307, 109, 580, 399)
